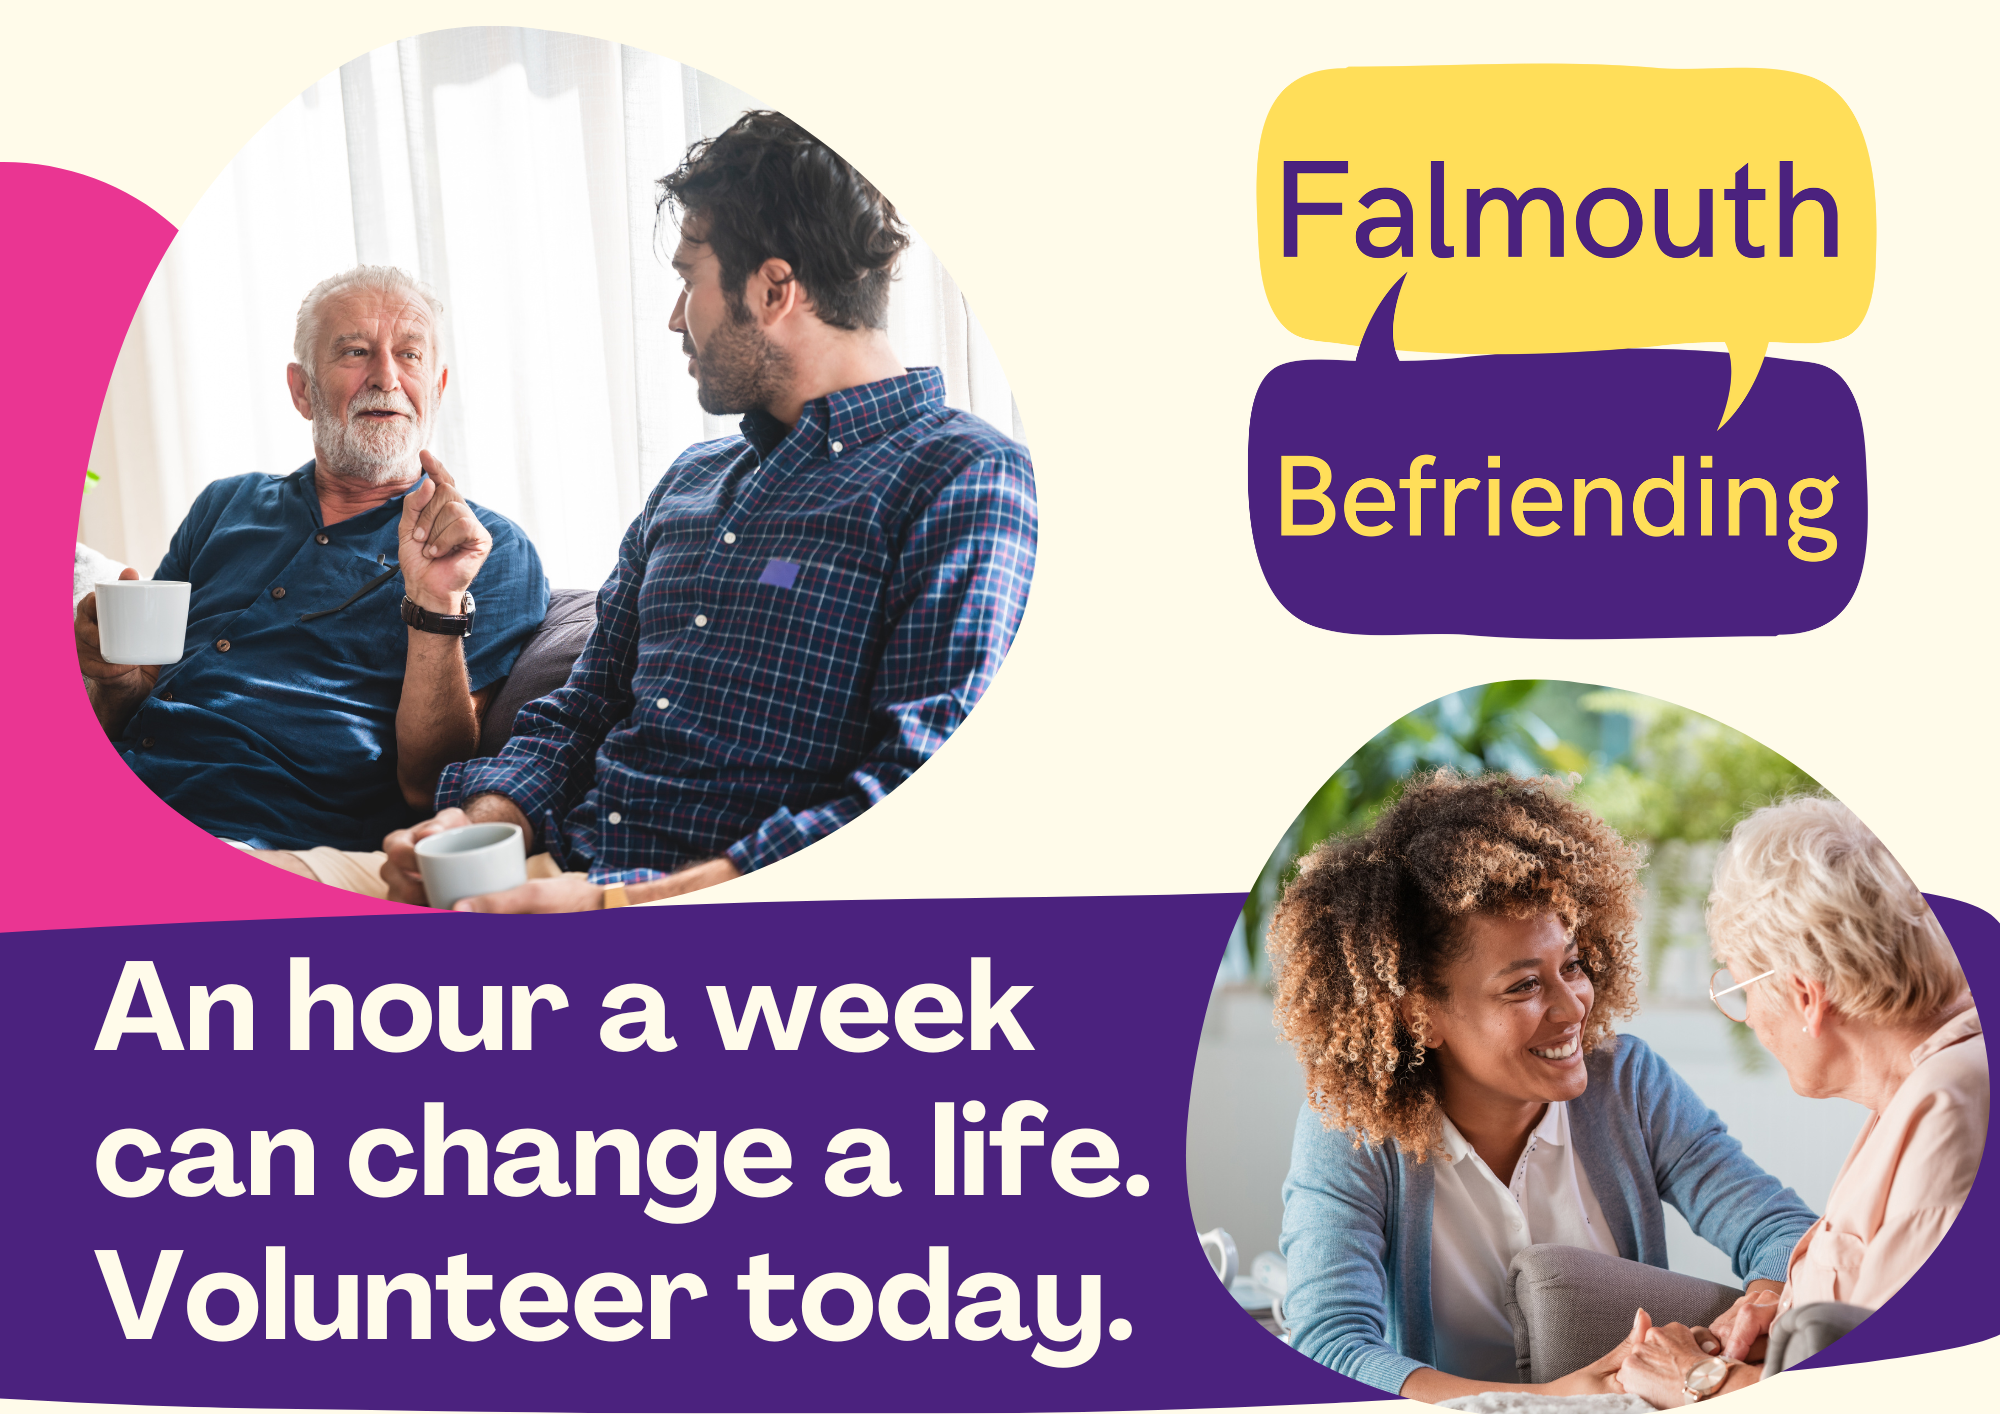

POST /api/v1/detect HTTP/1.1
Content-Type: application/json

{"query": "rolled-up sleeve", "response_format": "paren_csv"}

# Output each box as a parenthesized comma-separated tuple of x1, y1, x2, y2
(460, 514, 548, 695)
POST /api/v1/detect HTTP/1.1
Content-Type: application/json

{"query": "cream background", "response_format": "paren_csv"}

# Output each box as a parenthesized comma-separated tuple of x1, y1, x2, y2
(3, 0, 1992, 1409)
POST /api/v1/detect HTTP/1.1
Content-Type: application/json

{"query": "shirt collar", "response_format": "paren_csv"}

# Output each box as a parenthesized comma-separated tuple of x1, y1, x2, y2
(1437, 1113, 1473, 1164)
(300, 460, 425, 535)
(1436, 1102, 1568, 1164)
(1911, 1005, 1981, 1068)
(738, 366, 947, 460)
(1533, 1100, 1570, 1148)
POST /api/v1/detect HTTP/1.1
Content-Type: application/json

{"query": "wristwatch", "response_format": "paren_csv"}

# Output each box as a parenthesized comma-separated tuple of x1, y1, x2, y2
(401, 592, 475, 636)
(1681, 1356, 1729, 1403)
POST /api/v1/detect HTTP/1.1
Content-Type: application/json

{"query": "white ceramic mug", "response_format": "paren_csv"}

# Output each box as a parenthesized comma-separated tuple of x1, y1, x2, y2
(1198, 1227, 1238, 1287)
(94, 579, 190, 666)
(415, 823, 527, 909)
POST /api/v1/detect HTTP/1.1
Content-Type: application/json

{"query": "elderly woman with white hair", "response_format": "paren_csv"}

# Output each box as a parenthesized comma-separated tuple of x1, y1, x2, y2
(1616, 796, 1986, 1406)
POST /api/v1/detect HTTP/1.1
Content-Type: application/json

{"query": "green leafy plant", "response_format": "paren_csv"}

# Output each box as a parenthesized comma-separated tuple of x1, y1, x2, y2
(1237, 681, 1592, 973)
(1237, 683, 1823, 1037)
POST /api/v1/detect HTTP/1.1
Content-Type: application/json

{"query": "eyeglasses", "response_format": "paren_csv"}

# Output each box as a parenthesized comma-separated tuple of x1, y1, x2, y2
(299, 555, 398, 623)
(1708, 967, 1776, 1024)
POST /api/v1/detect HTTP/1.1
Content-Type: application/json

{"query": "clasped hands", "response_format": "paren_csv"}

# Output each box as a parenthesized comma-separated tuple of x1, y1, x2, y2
(1555, 1286, 1778, 1405)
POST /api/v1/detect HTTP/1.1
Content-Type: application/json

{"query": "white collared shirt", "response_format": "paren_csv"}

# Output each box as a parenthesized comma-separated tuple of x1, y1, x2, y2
(1428, 1101, 1618, 1381)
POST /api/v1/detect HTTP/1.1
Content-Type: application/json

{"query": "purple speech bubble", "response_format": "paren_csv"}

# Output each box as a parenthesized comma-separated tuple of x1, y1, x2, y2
(1248, 280, 1867, 637)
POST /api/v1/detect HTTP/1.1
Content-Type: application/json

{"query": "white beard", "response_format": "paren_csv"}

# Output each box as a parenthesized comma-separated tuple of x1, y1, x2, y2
(310, 380, 431, 485)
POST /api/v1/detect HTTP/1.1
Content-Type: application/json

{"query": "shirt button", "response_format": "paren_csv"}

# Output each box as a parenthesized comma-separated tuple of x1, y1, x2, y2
(160, 691, 174, 701)
(607, 811, 623, 825)
(141, 737, 155, 748)
(271, 587, 286, 599)
(315, 533, 329, 545)
(216, 639, 231, 652)
(694, 614, 708, 627)
(722, 532, 737, 545)
(655, 698, 670, 709)
(830, 439, 844, 453)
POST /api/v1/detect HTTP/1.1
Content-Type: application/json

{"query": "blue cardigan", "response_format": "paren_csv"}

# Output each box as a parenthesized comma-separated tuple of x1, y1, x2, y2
(1279, 1033, 1818, 1393)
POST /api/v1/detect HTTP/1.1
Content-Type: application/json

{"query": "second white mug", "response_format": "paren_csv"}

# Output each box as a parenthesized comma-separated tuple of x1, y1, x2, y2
(1198, 1226, 1238, 1287)
(415, 823, 528, 909)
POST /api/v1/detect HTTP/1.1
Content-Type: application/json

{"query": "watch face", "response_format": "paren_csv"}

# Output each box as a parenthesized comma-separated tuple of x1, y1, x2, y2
(1687, 1357, 1728, 1394)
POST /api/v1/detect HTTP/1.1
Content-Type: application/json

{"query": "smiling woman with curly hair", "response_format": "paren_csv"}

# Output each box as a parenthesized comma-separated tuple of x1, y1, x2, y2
(1272, 772, 1816, 1404)
(1273, 770, 1643, 1159)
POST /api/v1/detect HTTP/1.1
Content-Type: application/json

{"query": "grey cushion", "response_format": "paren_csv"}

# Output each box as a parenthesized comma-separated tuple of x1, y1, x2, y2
(1765, 1301, 1871, 1375)
(477, 587, 598, 756)
(1505, 1244, 1743, 1383)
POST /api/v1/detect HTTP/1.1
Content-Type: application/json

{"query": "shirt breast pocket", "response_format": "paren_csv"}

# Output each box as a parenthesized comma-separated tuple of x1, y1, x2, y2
(739, 555, 887, 721)
(289, 560, 408, 676)
(762, 554, 885, 632)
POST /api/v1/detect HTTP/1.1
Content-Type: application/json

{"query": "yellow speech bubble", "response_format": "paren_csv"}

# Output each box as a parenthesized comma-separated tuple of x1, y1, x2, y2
(1257, 66, 1875, 425)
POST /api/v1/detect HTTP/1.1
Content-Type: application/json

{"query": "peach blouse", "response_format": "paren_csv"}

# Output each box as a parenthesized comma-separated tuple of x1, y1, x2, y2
(1780, 1006, 1988, 1314)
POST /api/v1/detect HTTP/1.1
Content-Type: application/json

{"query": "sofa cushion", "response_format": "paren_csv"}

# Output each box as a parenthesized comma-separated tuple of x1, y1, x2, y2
(477, 587, 598, 756)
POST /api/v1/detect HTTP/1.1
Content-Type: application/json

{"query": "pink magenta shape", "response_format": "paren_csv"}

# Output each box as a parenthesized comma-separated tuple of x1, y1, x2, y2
(3, 163, 416, 930)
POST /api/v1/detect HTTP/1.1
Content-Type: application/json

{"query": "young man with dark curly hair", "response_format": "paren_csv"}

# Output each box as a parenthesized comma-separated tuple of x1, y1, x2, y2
(370, 111, 1037, 910)
(1269, 771, 1816, 1402)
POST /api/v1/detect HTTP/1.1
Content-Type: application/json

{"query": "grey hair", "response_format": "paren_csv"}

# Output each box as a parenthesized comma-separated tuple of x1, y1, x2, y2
(293, 265, 445, 374)
(1707, 795, 1965, 1028)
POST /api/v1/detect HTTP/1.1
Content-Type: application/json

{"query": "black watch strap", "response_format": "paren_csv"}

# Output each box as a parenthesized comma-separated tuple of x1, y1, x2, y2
(401, 592, 475, 637)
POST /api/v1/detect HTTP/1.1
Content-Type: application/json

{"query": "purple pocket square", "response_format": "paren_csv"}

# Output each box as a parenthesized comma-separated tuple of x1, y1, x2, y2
(757, 559, 801, 589)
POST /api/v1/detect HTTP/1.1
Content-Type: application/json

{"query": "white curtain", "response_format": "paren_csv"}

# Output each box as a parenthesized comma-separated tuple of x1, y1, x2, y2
(84, 26, 1021, 590)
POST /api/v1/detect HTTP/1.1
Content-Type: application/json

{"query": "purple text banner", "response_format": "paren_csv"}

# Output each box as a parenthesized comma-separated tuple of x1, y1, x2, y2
(0, 894, 1989, 1410)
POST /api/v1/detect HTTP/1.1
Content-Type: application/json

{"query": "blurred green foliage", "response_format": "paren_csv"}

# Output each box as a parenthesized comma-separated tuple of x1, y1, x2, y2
(1237, 681, 1581, 972)
(1574, 690, 1821, 1071)
(1571, 690, 1820, 849)
(1238, 682, 1822, 1031)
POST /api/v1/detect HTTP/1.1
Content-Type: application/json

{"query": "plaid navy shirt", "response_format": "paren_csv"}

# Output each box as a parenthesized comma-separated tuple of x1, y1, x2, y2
(435, 368, 1036, 881)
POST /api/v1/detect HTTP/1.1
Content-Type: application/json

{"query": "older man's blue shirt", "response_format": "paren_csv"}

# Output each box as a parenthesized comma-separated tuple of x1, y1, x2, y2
(122, 464, 547, 851)
(436, 367, 1036, 880)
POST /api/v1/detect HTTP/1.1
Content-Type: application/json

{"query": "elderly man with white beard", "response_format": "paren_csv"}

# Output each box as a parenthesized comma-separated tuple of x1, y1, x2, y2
(75, 266, 547, 863)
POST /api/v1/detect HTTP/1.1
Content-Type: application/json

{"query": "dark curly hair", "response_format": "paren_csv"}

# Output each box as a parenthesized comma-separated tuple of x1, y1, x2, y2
(656, 110, 908, 331)
(1268, 771, 1642, 1161)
